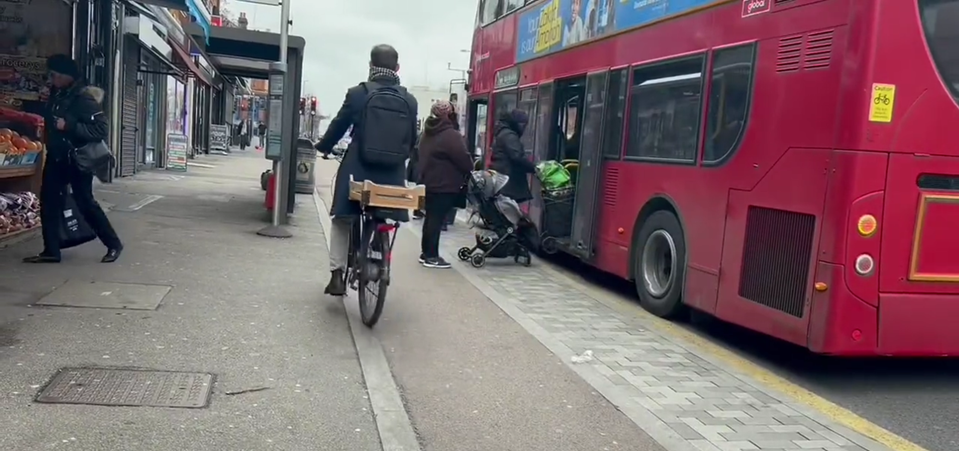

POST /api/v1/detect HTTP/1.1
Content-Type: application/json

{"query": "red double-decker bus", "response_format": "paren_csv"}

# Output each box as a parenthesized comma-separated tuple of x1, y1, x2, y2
(464, 0, 959, 356)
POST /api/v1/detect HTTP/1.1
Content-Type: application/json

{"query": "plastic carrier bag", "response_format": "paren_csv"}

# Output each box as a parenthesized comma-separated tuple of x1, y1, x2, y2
(536, 160, 571, 190)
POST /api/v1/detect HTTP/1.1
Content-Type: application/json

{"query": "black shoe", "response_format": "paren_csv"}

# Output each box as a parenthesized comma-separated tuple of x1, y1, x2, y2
(325, 269, 346, 296)
(101, 246, 122, 263)
(440, 224, 449, 232)
(422, 257, 451, 269)
(413, 211, 424, 219)
(23, 254, 60, 263)
(418, 253, 426, 264)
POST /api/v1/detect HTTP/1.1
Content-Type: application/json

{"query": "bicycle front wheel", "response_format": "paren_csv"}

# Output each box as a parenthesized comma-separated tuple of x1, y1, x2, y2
(358, 226, 390, 328)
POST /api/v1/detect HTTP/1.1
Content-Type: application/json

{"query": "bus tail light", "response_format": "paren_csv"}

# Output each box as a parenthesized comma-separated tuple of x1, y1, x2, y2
(856, 214, 878, 237)
(854, 254, 875, 276)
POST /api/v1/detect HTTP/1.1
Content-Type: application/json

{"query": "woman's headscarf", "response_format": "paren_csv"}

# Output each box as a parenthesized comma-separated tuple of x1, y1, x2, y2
(498, 109, 529, 135)
(430, 100, 454, 119)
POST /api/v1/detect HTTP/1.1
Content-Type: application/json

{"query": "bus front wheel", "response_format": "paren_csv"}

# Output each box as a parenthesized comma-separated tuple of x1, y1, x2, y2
(633, 211, 687, 318)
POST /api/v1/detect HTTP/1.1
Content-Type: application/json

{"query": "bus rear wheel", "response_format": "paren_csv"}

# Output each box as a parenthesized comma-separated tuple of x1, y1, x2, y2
(633, 210, 687, 318)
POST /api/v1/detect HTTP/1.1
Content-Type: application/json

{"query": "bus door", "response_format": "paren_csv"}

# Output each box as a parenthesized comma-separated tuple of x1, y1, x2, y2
(569, 70, 609, 259)
(528, 82, 554, 230)
(466, 96, 489, 169)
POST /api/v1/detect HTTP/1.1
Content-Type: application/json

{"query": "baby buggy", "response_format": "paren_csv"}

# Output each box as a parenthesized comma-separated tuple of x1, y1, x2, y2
(457, 170, 539, 268)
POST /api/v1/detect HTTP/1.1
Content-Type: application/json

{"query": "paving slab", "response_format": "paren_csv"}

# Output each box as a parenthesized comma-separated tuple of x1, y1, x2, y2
(424, 223, 893, 451)
(36, 280, 171, 310)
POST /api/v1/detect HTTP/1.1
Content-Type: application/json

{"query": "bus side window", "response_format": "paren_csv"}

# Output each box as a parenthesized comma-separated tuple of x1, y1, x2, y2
(704, 44, 755, 164)
(626, 56, 705, 162)
(602, 68, 628, 159)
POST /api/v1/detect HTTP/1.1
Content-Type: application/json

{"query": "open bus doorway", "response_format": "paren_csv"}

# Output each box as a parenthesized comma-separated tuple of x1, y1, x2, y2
(466, 97, 489, 169)
(540, 73, 609, 259)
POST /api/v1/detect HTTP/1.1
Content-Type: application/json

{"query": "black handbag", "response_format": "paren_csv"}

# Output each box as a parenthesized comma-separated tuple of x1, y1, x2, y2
(58, 188, 96, 249)
(73, 140, 114, 182)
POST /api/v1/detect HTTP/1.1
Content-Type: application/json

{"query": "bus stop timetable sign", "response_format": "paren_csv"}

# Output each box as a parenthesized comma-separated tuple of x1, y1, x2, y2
(869, 83, 896, 123)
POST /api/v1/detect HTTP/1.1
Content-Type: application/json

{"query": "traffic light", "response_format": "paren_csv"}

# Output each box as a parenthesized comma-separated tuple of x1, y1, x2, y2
(310, 97, 317, 116)
(299, 97, 305, 115)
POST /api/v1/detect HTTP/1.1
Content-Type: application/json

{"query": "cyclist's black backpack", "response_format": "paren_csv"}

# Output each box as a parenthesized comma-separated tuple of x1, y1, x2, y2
(355, 81, 414, 167)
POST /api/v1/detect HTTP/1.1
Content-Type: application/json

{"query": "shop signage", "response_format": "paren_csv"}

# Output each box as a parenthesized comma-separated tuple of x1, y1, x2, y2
(209, 124, 228, 151)
(166, 133, 188, 172)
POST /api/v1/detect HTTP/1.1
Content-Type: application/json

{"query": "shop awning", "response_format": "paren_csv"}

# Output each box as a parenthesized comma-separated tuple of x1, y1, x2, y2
(134, 0, 212, 42)
(170, 41, 213, 86)
(122, 15, 181, 76)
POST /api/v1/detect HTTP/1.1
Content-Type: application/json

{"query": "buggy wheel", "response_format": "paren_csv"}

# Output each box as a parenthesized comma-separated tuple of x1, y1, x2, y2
(469, 252, 486, 268)
(457, 247, 472, 261)
(541, 236, 559, 255)
(358, 228, 389, 328)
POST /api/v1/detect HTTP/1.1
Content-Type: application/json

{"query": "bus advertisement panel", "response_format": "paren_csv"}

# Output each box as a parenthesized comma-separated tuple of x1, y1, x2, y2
(516, 0, 722, 62)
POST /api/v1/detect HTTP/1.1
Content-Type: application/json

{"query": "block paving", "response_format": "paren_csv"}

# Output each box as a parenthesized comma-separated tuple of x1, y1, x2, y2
(429, 223, 890, 451)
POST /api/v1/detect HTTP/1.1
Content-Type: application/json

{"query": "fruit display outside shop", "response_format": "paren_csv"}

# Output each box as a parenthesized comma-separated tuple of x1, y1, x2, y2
(0, 128, 42, 166)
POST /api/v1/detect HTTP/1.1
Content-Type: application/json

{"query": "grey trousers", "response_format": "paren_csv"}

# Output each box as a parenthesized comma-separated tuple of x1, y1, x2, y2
(329, 216, 352, 271)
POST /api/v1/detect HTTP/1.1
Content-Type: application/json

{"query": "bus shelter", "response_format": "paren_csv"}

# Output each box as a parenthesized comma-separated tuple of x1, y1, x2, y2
(185, 23, 307, 219)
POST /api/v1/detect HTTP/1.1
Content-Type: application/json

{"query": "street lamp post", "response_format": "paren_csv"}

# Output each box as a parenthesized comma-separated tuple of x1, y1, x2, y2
(257, 0, 293, 238)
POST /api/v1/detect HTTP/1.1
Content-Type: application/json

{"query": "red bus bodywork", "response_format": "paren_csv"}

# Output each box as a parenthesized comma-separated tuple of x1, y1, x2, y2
(468, 0, 959, 356)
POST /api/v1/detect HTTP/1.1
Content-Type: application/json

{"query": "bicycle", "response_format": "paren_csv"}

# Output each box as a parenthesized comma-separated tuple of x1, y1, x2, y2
(322, 151, 423, 327)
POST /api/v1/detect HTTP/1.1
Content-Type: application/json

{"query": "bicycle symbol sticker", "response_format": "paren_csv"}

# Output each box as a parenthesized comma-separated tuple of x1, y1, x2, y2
(868, 83, 896, 123)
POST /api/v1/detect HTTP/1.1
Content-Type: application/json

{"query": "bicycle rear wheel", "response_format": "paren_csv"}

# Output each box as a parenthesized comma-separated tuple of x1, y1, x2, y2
(358, 220, 390, 327)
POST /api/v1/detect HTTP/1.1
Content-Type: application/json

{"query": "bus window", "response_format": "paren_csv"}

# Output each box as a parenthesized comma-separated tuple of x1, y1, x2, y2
(625, 56, 705, 162)
(602, 68, 628, 159)
(478, 0, 500, 25)
(704, 44, 755, 164)
(507, 0, 523, 13)
(518, 87, 538, 151)
(920, 0, 959, 98)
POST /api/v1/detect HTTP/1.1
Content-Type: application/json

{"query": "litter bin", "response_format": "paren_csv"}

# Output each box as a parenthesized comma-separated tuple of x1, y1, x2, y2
(295, 138, 317, 194)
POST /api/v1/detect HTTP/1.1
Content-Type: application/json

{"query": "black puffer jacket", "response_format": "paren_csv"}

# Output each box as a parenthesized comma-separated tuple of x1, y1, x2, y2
(489, 114, 536, 203)
(44, 83, 108, 163)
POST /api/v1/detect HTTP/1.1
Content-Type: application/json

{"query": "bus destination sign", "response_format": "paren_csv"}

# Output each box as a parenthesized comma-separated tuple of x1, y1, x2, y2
(516, 0, 721, 63)
(494, 67, 521, 90)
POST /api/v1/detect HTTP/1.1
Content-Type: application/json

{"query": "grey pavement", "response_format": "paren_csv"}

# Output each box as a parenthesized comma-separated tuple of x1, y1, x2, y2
(410, 218, 898, 451)
(0, 153, 380, 450)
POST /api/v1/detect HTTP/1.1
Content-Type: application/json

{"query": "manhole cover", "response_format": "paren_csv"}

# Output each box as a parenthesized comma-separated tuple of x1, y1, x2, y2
(36, 368, 214, 408)
(36, 280, 171, 310)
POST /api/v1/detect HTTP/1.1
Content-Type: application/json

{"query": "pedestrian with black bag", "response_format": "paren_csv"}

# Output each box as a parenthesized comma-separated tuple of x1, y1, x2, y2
(416, 100, 473, 269)
(23, 54, 122, 264)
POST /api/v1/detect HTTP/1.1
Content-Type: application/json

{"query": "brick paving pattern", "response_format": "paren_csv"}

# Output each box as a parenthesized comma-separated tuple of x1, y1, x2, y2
(427, 221, 889, 451)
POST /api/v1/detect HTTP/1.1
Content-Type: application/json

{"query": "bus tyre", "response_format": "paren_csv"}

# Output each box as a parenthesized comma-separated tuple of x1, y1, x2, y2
(633, 211, 687, 318)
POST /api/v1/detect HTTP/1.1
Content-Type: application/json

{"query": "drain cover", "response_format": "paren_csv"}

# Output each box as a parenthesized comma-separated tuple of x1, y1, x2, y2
(36, 368, 213, 408)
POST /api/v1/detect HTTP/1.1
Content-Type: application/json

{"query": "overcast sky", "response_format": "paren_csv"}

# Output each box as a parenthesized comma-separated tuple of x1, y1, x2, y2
(221, 0, 475, 117)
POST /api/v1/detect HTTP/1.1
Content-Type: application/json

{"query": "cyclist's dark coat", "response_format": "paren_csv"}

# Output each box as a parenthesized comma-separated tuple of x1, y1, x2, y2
(316, 77, 418, 220)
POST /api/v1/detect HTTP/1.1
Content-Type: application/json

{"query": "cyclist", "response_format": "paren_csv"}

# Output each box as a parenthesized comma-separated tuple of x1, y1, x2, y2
(315, 44, 419, 296)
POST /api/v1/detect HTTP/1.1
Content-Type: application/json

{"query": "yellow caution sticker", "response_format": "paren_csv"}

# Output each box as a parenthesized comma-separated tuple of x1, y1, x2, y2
(868, 83, 895, 123)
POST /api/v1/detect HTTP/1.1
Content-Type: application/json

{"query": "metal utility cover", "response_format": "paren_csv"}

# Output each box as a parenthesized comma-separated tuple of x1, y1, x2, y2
(36, 368, 214, 408)
(36, 280, 171, 310)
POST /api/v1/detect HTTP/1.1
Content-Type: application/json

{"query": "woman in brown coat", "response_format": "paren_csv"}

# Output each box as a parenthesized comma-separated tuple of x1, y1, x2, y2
(416, 101, 474, 268)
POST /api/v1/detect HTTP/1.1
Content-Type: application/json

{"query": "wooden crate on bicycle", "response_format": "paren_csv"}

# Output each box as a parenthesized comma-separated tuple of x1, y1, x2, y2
(349, 179, 426, 211)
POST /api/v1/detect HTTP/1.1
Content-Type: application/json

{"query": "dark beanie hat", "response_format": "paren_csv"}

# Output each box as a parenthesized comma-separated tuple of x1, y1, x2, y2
(46, 54, 79, 78)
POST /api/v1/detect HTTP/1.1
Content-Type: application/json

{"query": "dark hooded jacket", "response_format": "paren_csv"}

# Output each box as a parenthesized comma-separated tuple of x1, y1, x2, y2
(489, 111, 536, 203)
(417, 115, 473, 194)
(44, 83, 108, 164)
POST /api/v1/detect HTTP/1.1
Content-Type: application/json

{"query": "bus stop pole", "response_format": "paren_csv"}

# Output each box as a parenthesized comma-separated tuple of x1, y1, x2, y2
(257, 0, 293, 238)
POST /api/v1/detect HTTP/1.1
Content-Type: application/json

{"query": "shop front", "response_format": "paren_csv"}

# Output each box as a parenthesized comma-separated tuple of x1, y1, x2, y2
(0, 0, 74, 242)
(118, 10, 179, 176)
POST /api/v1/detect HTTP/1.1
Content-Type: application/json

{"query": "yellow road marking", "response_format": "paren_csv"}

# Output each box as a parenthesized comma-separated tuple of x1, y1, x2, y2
(538, 263, 928, 451)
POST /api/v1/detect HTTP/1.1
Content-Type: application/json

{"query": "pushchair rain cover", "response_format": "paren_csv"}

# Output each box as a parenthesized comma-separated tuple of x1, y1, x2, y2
(467, 170, 524, 227)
